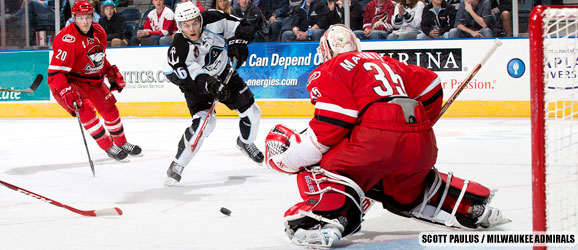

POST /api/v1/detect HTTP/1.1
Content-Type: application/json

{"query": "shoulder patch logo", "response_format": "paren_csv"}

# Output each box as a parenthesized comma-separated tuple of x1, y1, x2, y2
(307, 71, 321, 85)
(168, 47, 179, 65)
(62, 34, 75, 43)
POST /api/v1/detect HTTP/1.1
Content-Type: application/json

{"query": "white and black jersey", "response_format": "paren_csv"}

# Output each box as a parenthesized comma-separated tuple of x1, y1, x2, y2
(164, 10, 252, 89)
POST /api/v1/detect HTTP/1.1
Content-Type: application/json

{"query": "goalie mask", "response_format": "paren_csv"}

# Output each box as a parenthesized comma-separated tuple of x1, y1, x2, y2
(317, 24, 361, 63)
(175, 1, 202, 32)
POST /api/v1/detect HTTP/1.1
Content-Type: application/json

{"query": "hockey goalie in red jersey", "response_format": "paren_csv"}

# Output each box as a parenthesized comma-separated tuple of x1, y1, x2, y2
(48, 1, 141, 161)
(264, 24, 510, 248)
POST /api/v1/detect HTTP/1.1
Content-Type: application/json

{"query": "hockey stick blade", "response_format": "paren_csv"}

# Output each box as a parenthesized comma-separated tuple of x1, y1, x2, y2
(0, 179, 123, 217)
(0, 74, 43, 93)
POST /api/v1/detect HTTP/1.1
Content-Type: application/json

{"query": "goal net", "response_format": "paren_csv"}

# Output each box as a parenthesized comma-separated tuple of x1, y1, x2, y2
(530, 5, 578, 234)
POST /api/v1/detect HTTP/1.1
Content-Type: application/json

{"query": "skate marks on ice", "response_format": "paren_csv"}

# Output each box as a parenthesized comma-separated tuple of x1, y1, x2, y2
(4, 158, 120, 175)
(118, 175, 256, 207)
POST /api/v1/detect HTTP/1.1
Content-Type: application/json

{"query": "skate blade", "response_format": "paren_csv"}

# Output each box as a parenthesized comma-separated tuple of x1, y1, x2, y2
(164, 177, 178, 187)
(235, 145, 264, 166)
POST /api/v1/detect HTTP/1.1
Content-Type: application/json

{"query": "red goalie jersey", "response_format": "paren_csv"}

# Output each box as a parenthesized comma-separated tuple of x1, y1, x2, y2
(306, 51, 443, 147)
(48, 23, 111, 89)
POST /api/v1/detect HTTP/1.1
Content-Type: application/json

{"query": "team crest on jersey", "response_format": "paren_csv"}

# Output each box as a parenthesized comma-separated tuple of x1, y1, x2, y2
(62, 34, 75, 43)
(84, 45, 105, 72)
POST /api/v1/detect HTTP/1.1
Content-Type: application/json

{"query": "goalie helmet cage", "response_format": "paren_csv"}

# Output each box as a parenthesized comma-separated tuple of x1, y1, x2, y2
(530, 4, 578, 242)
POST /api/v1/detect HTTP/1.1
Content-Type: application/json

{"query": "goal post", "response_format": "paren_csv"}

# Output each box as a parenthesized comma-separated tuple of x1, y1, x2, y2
(530, 5, 578, 235)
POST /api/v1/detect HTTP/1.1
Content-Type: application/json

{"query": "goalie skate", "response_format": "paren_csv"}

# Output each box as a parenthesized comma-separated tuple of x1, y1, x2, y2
(290, 217, 346, 248)
(120, 142, 142, 156)
(165, 161, 184, 187)
(236, 136, 264, 164)
(106, 145, 128, 161)
(471, 204, 511, 228)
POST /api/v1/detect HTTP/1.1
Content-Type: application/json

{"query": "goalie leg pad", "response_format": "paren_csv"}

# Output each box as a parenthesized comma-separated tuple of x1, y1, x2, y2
(410, 168, 509, 229)
(237, 103, 261, 143)
(173, 110, 216, 166)
(284, 167, 365, 247)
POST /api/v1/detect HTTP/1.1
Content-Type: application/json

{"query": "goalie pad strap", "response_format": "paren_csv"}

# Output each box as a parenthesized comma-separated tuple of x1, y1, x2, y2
(285, 167, 364, 237)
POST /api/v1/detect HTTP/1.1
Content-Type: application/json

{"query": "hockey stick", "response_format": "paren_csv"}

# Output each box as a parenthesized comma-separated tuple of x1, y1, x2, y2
(189, 59, 238, 152)
(0, 179, 122, 217)
(433, 39, 503, 124)
(74, 101, 95, 177)
(0, 74, 43, 93)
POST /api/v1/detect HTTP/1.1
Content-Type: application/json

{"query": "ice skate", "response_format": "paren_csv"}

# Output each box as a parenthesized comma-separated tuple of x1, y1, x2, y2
(291, 217, 346, 248)
(105, 145, 128, 161)
(120, 142, 142, 156)
(471, 204, 511, 228)
(165, 161, 184, 187)
(236, 136, 264, 164)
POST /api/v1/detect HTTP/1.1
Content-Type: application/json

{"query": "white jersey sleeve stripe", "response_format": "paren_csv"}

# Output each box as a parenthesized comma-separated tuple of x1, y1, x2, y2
(415, 76, 441, 99)
(48, 65, 72, 71)
(315, 102, 358, 118)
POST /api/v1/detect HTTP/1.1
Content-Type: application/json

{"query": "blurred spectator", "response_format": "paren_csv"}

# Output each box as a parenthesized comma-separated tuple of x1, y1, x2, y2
(131, 0, 177, 46)
(215, 0, 232, 13)
(4, 0, 55, 47)
(99, 0, 128, 47)
(281, 0, 330, 41)
(175, 0, 206, 11)
(387, 0, 424, 39)
(327, 0, 363, 31)
(232, 0, 269, 42)
(354, 0, 394, 40)
(232, 0, 260, 8)
(417, 0, 456, 39)
(448, 0, 492, 38)
(199, 0, 215, 10)
(61, 0, 75, 27)
(491, 0, 511, 37)
(262, 0, 298, 42)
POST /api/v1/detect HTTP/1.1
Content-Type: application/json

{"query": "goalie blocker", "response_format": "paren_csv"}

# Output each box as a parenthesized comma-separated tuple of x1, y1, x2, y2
(265, 124, 511, 247)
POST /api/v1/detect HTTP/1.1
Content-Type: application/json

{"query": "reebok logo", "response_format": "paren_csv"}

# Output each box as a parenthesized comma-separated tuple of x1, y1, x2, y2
(59, 86, 72, 96)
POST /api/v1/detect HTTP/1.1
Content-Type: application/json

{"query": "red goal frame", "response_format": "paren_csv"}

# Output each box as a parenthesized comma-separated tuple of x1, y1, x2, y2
(530, 4, 578, 234)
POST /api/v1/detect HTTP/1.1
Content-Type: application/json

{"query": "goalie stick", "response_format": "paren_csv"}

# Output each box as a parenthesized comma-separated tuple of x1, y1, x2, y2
(0, 179, 123, 217)
(189, 59, 238, 152)
(0, 74, 43, 93)
(433, 39, 503, 124)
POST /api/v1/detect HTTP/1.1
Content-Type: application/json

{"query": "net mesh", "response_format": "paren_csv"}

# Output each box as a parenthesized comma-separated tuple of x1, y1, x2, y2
(542, 8, 578, 232)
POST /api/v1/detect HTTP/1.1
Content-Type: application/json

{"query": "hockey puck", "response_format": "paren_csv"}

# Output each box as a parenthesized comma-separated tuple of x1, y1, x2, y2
(220, 207, 231, 216)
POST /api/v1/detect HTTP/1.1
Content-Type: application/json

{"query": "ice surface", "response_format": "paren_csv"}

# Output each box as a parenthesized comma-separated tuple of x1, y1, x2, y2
(0, 118, 532, 250)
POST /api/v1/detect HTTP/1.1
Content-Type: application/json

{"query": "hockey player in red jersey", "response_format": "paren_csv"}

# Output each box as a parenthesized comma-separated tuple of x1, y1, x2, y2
(264, 24, 510, 247)
(48, 1, 141, 161)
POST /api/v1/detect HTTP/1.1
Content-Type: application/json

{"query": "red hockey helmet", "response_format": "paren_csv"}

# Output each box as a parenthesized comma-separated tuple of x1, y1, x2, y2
(71, 1, 94, 15)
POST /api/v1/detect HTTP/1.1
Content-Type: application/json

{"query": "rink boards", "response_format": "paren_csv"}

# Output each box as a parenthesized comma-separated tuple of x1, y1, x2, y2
(0, 38, 535, 118)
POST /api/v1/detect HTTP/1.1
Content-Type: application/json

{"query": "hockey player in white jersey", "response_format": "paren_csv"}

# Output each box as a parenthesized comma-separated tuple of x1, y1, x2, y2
(163, 1, 264, 186)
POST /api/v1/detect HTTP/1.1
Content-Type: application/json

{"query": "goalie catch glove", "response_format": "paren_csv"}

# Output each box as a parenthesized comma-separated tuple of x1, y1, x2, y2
(106, 65, 125, 93)
(198, 74, 229, 100)
(265, 124, 329, 174)
(227, 38, 249, 69)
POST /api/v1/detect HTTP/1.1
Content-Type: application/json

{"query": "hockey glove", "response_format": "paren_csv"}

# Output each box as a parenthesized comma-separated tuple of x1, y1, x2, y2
(58, 85, 82, 116)
(198, 74, 230, 100)
(106, 65, 126, 93)
(227, 38, 249, 69)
